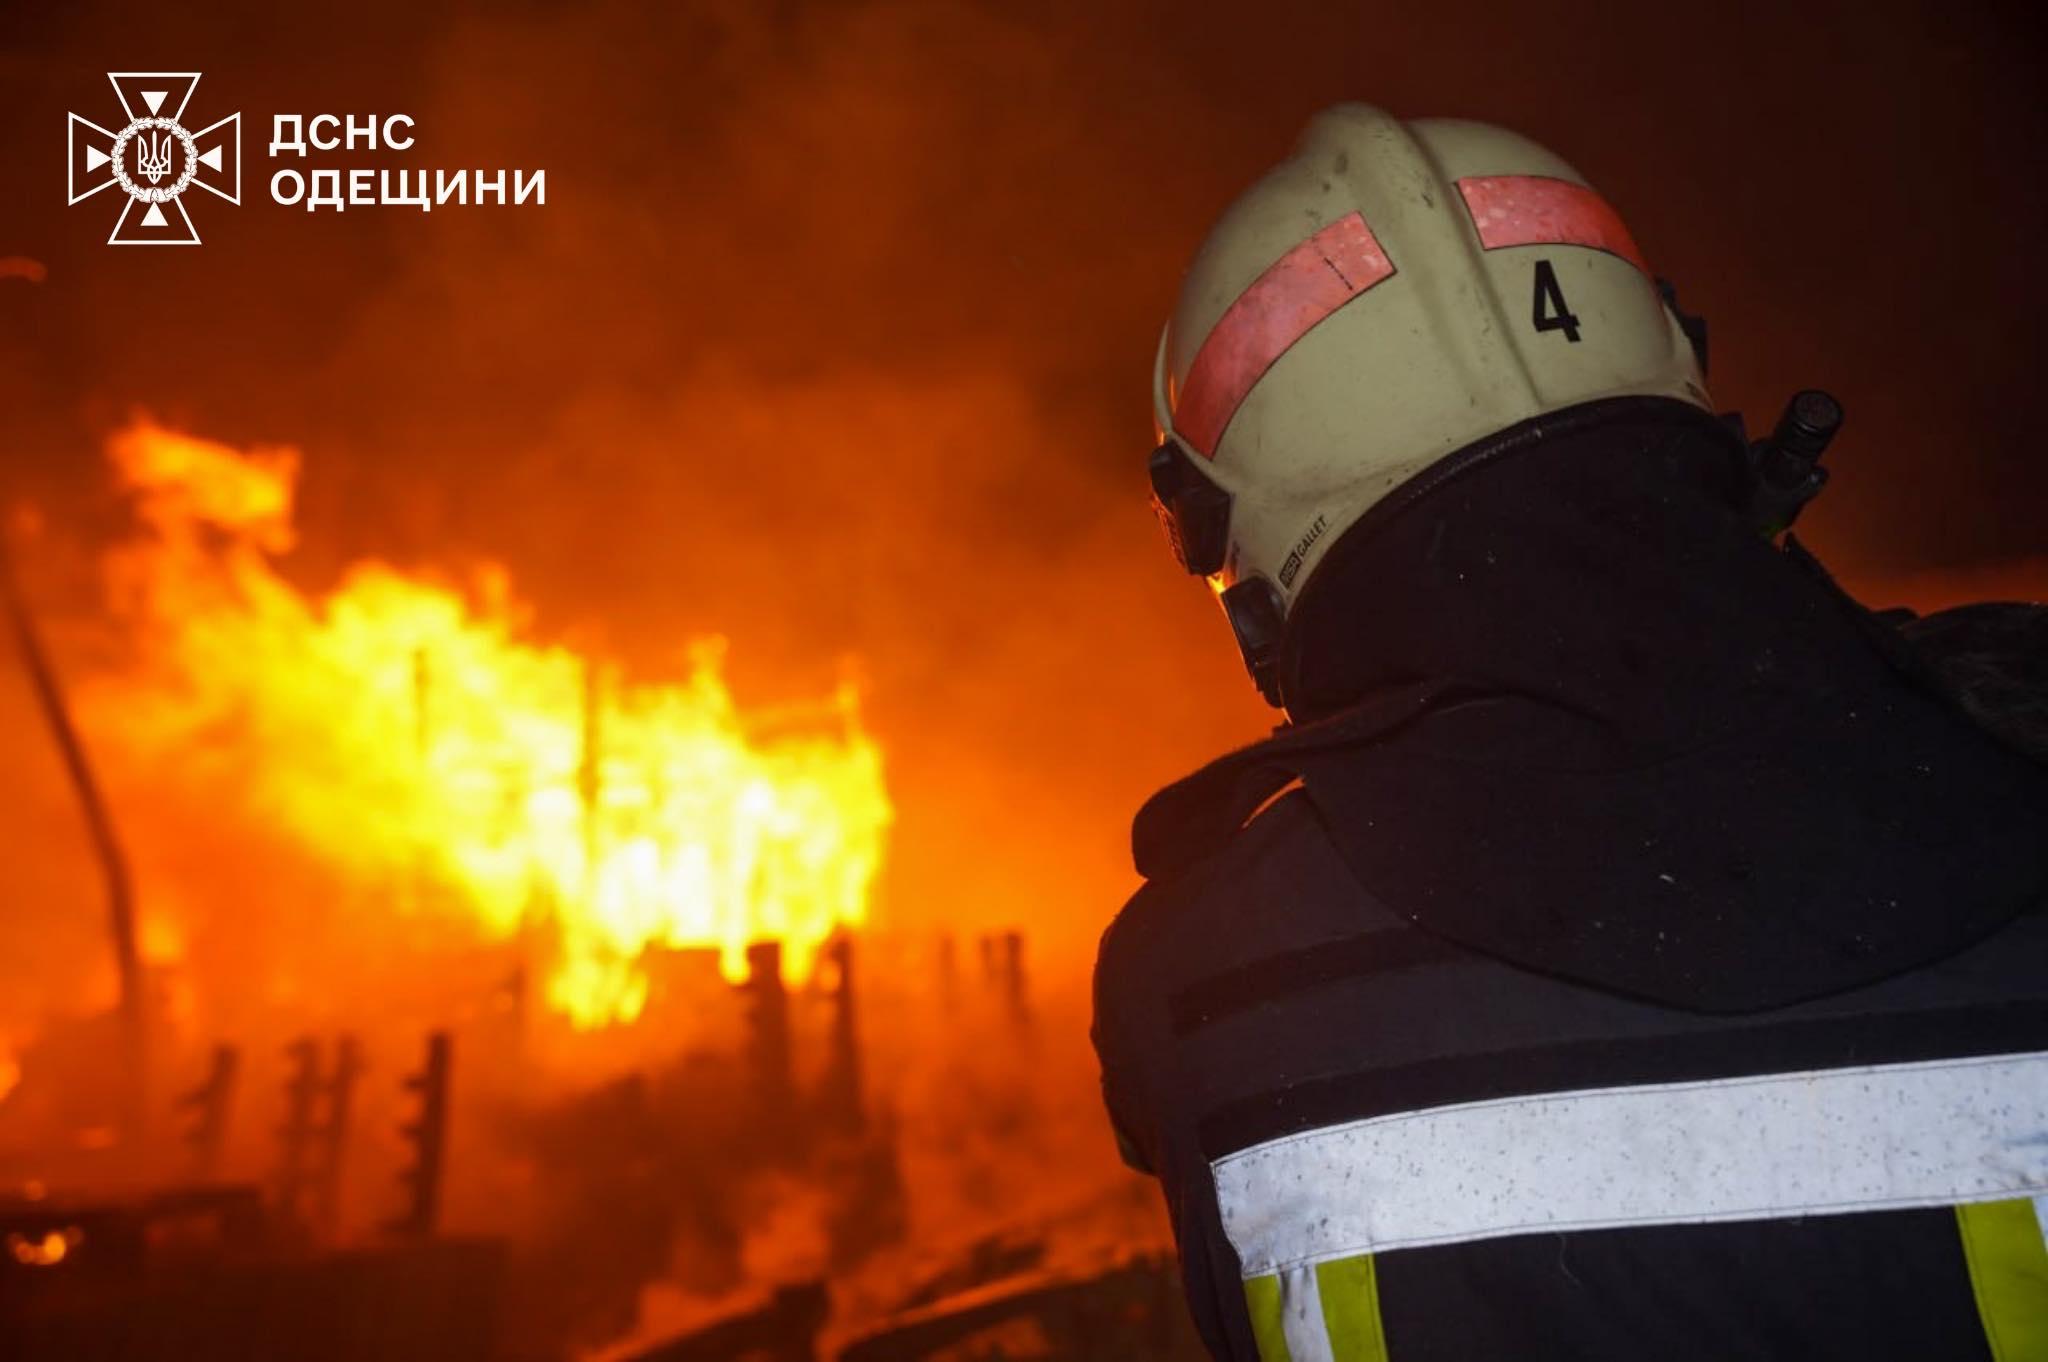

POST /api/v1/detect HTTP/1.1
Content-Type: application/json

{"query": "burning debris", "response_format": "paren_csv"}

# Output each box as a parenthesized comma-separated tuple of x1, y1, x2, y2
(0, 1179, 506, 1362)
(0, 418, 1169, 1360)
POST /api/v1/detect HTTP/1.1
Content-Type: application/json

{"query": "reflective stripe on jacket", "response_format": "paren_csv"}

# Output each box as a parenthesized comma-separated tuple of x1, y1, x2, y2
(1093, 788, 2048, 1361)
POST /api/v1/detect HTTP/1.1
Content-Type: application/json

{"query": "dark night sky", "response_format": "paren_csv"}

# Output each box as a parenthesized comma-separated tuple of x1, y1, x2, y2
(1, 0, 2044, 964)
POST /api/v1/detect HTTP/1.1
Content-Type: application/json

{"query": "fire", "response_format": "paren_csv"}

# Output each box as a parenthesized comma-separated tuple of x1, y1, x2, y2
(6, 1229, 78, 1267)
(82, 420, 892, 1027)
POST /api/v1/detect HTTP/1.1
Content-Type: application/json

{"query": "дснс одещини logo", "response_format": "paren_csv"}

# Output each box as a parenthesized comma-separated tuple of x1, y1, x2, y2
(67, 73, 240, 246)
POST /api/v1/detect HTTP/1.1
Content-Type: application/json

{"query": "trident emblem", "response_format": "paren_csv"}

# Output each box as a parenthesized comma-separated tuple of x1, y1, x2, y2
(135, 128, 173, 185)
(67, 72, 240, 246)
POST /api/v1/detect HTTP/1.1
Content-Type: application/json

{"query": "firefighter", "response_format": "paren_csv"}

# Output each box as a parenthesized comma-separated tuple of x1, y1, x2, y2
(1093, 103, 2048, 1361)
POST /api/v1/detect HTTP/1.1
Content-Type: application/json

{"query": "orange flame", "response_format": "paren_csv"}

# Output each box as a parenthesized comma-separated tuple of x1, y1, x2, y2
(86, 421, 891, 1027)
(6, 1229, 77, 1267)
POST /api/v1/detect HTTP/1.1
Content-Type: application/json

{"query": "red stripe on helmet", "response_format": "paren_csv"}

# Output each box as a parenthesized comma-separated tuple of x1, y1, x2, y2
(1174, 212, 1394, 459)
(1457, 175, 1649, 275)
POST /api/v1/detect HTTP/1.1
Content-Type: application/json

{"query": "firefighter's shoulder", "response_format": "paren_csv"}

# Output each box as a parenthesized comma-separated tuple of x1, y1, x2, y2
(1099, 762, 1407, 1025)
(1107, 781, 1328, 960)
(1128, 682, 1447, 886)
(1092, 758, 1408, 1178)
(1898, 600, 2048, 765)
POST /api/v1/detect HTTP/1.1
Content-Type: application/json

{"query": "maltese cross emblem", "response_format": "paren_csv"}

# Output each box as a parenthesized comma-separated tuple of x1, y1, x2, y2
(68, 73, 241, 245)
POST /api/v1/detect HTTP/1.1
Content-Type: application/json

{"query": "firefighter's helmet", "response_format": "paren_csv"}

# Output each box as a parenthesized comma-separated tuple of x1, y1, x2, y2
(1149, 103, 1710, 708)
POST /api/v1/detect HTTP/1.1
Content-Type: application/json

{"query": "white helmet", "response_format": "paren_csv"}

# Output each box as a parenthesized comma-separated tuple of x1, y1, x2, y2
(1149, 103, 1710, 706)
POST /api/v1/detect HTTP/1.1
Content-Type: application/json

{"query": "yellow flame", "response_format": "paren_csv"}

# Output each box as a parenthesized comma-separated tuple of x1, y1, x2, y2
(88, 420, 891, 1027)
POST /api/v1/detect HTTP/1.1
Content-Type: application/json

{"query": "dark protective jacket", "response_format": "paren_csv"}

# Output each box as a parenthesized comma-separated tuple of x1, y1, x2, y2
(1092, 409, 2048, 1361)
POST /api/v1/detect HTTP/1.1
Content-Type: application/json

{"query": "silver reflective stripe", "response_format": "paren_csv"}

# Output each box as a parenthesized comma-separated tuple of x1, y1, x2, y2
(1215, 1050, 2048, 1277)
(1276, 1265, 1335, 1362)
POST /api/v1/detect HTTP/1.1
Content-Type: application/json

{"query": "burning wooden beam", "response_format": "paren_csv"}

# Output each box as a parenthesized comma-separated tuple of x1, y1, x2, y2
(387, 1031, 452, 1240)
(741, 942, 793, 1117)
(273, 1038, 323, 1228)
(313, 1037, 364, 1238)
(819, 934, 863, 1131)
(173, 1044, 240, 1181)
(0, 538, 146, 1141)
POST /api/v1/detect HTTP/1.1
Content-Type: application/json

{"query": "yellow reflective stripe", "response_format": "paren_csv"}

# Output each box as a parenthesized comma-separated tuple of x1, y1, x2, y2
(1958, 1198, 2048, 1362)
(1245, 1272, 1294, 1361)
(1244, 1255, 1390, 1361)
(1316, 1253, 1391, 1362)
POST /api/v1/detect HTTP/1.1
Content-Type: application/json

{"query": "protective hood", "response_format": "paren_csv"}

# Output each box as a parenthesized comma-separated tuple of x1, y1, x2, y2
(1134, 405, 2048, 1012)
